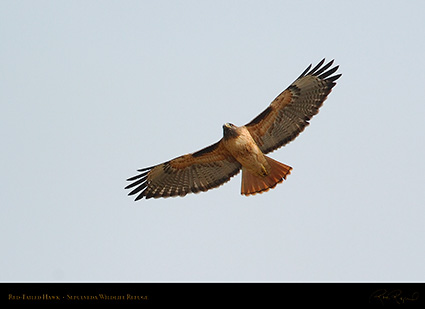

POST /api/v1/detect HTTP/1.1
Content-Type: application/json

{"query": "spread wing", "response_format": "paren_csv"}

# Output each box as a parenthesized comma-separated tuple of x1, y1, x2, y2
(125, 140, 241, 200)
(245, 59, 341, 154)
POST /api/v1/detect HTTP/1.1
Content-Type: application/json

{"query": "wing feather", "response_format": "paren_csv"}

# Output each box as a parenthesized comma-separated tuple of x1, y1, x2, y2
(125, 140, 241, 200)
(246, 59, 341, 154)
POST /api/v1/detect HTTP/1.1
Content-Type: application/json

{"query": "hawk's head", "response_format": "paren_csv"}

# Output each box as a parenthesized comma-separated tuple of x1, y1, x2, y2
(223, 123, 239, 139)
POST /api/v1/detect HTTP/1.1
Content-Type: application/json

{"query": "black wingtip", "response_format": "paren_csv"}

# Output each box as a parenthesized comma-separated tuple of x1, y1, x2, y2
(327, 73, 342, 83)
(309, 58, 326, 76)
(297, 59, 341, 83)
(134, 194, 144, 201)
(313, 60, 334, 77)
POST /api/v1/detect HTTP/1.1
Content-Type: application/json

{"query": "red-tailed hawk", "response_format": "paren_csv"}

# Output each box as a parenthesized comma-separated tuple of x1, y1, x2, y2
(126, 59, 341, 200)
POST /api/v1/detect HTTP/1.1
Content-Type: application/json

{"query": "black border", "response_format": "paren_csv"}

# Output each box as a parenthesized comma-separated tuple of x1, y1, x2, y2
(2, 282, 424, 306)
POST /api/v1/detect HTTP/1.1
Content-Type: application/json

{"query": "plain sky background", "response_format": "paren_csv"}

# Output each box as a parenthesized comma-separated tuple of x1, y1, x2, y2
(2, 1, 425, 282)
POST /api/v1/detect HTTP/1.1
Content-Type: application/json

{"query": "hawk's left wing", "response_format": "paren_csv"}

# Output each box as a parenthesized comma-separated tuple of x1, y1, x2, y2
(245, 59, 341, 154)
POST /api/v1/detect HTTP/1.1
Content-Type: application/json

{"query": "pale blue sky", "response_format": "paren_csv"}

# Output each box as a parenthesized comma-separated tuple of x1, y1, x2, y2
(2, 0, 425, 282)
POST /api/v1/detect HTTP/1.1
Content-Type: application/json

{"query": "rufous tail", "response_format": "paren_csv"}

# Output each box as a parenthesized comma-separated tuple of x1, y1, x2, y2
(241, 156, 292, 196)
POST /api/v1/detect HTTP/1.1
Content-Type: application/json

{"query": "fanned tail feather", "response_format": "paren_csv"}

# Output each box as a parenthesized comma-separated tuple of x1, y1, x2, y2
(241, 156, 292, 196)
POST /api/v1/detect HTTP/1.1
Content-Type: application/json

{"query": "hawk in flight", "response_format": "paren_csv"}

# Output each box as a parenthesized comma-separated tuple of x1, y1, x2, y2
(126, 59, 341, 200)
